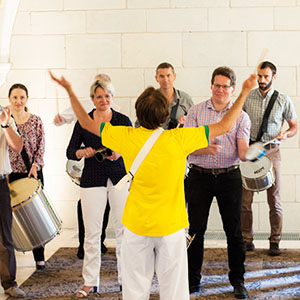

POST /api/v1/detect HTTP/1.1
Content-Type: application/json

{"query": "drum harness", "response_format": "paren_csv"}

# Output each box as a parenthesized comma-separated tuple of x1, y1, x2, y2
(249, 90, 278, 145)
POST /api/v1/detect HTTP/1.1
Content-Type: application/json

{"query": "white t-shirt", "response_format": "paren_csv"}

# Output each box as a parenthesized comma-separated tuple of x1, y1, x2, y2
(0, 118, 19, 174)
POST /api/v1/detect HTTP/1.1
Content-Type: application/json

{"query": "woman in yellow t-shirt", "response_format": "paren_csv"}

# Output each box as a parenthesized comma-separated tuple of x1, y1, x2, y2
(50, 71, 256, 300)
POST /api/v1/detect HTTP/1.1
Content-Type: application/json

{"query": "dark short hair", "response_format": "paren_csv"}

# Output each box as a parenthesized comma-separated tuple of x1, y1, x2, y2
(156, 62, 175, 74)
(211, 66, 236, 86)
(8, 83, 28, 97)
(135, 87, 169, 130)
(259, 61, 277, 75)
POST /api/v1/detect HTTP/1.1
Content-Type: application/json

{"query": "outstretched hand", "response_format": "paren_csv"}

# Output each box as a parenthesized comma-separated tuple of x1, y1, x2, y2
(49, 71, 71, 91)
(242, 74, 257, 93)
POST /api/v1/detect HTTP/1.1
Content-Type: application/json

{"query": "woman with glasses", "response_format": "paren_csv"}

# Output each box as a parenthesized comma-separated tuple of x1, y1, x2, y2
(66, 79, 132, 297)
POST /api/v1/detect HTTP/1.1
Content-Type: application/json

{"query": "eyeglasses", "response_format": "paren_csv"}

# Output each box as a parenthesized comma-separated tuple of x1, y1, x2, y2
(213, 83, 232, 90)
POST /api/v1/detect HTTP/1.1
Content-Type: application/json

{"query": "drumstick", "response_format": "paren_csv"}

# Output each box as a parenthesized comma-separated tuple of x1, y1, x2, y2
(262, 137, 278, 147)
(254, 48, 269, 73)
(262, 130, 291, 147)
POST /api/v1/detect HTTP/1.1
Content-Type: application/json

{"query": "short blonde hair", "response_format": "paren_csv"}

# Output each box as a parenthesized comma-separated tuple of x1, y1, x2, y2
(90, 80, 115, 98)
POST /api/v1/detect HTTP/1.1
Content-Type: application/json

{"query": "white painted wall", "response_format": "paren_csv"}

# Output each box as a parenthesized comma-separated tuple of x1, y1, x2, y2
(0, 0, 20, 85)
(0, 0, 300, 235)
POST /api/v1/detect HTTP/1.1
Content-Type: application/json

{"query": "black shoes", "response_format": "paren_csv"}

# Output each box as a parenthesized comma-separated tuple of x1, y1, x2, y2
(189, 285, 201, 294)
(268, 242, 281, 256)
(101, 243, 108, 254)
(233, 282, 248, 299)
(36, 261, 45, 270)
(77, 247, 84, 259)
(36, 264, 45, 270)
(244, 242, 255, 252)
(77, 243, 107, 259)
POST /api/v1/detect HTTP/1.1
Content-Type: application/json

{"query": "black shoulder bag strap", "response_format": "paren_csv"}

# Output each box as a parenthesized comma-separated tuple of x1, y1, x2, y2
(255, 90, 279, 142)
(168, 93, 180, 129)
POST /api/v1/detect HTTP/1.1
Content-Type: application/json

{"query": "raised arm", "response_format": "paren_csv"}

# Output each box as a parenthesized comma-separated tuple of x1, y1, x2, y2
(208, 74, 257, 140)
(0, 107, 22, 152)
(49, 71, 101, 137)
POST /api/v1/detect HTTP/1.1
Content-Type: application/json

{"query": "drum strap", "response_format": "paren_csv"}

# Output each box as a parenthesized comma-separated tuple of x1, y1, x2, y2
(168, 92, 180, 129)
(20, 148, 32, 173)
(254, 90, 278, 143)
(115, 127, 164, 191)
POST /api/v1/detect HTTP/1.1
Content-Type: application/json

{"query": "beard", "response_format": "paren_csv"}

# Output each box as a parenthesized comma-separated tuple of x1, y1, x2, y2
(258, 79, 273, 91)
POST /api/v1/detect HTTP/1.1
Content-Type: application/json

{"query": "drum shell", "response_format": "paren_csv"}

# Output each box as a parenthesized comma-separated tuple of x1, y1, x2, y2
(241, 170, 275, 192)
(240, 157, 275, 192)
(11, 181, 62, 252)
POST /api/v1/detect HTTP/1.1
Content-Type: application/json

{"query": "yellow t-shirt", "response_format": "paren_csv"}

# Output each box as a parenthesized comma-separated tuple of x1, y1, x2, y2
(102, 123, 209, 236)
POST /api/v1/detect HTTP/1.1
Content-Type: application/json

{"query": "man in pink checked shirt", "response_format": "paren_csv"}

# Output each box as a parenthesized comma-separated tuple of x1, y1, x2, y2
(184, 66, 250, 299)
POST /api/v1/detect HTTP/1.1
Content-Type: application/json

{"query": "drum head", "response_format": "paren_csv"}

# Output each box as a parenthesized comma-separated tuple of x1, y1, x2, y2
(240, 156, 272, 179)
(245, 142, 264, 160)
(66, 159, 83, 184)
(9, 178, 39, 207)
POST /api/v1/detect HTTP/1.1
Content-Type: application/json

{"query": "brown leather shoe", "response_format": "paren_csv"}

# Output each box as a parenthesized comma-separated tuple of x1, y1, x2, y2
(4, 286, 26, 298)
(268, 242, 281, 256)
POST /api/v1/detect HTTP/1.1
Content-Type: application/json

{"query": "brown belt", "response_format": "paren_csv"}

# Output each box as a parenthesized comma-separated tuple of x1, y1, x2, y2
(190, 164, 239, 175)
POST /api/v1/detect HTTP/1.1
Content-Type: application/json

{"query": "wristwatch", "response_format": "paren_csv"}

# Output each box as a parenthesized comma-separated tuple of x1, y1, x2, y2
(1, 123, 10, 128)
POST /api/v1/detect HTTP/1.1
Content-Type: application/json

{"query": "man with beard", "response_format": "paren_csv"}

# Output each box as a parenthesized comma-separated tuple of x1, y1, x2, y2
(241, 61, 297, 256)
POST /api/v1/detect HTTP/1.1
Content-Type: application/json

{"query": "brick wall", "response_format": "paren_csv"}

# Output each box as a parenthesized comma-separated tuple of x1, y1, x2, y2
(0, 0, 299, 232)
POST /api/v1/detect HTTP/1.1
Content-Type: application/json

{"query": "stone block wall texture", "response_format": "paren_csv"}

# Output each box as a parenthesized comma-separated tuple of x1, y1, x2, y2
(0, 0, 299, 232)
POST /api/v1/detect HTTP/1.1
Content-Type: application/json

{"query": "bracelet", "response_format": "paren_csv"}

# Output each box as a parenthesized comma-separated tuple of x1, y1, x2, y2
(1, 123, 9, 128)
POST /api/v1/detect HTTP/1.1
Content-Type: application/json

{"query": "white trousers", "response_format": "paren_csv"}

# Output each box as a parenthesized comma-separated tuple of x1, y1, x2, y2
(121, 228, 189, 300)
(80, 179, 127, 287)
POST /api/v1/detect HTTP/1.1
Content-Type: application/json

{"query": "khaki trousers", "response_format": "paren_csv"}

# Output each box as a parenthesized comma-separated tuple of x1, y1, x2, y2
(241, 147, 282, 244)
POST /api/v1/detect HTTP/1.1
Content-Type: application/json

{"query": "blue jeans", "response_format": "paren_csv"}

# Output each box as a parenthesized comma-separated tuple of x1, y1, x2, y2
(185, 167, 245, 289)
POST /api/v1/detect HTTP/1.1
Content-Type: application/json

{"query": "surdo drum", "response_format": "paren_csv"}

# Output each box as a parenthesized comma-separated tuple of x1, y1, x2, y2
(9, 178, 62, 252)
(240, 156, 275, 192)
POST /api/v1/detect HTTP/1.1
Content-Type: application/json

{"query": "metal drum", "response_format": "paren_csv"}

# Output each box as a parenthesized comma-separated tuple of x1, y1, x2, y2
(240, 156, 275, 192)
(66, 159, 84, 186)
(9, 178, 62, 252)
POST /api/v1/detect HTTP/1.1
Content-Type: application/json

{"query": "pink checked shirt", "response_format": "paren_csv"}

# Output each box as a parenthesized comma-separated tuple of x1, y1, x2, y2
(184, 99, 250, 169)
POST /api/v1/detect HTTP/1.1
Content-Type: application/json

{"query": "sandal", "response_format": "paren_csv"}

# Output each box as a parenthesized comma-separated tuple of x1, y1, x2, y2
(75, 286, 98, 298)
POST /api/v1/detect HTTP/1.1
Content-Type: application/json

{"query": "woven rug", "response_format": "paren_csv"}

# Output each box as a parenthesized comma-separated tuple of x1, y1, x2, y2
(12, 247, 300, 299)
